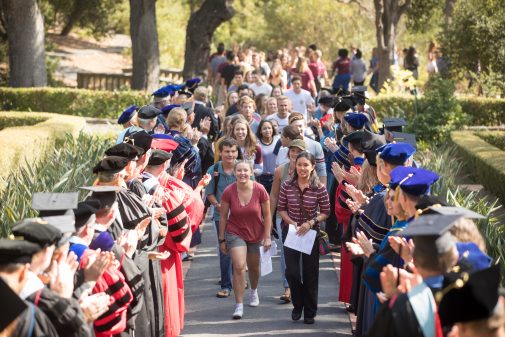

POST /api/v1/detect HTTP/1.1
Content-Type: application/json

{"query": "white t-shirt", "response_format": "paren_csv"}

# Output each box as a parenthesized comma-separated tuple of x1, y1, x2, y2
(284, 89, 314, 119)
(249, 82, 272, 96)
(266, 113, 290, 133)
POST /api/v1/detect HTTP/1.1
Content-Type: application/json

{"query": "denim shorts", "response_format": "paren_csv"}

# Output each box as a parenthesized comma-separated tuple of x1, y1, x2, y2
(225, 232, 261, 254)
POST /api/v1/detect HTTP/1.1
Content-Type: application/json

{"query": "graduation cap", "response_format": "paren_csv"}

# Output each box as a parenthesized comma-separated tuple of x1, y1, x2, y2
(152, 84, 184, 98)
(184, 78, 201, 92)
(89, 231, 115, 252)
(391, 132, 417, 148)
(0, 238, 41, 264)
(138, 105, 161, 119)
(160, 104, 181, 117)
(399, 214, 461, 260)
(92, 156, 129, 174)
(333, 98, 352, 112)
(361, 130, 386, 166)
(0, 277, 27, 332)
(351, 85, 368, 93)
(389, 166, 439, 196)
(455, 242, 492, 273)
(11, 219, 62, 249)
(438, 264, 501, 327)
(105, 143, 143, 161)
(74, 199, 101, 231)
(32, 192, 78, 217)
(80, 186, 122, 209)
(344, 131, 365, 152)
(382, 117, 408, 133)
(344, 113, 367, 130)
(318, 96, 335, 106)
(123, 130, 153, 155)
(377, 142, 416, 166)
(425, 206, 485, 219)
(177, 90, 193, 98)
(117, 105, 137, 125)
(151, 134, 179, 152)
(148, 149, 173, 166)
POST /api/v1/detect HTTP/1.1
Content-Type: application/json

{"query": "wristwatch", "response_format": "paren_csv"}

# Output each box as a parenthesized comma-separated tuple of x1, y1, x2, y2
(219, 238, 226, 244)
(312, 218, 320, 227)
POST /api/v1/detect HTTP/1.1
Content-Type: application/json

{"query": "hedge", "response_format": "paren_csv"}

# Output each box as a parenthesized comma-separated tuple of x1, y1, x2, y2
(476, 130, 505, 151)
(370, 95, 505, 126)
(0, 111, 86, 180)
(0, 87, 148, 119)
(451, 130, 505, 204)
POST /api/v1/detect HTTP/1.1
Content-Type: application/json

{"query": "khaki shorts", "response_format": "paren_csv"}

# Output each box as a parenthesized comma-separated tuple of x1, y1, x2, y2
(225, 232, 261, 254)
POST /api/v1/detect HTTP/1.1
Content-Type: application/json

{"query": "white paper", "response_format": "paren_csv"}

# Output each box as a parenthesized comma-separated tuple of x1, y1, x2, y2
(283, 224, 317, 255)
(260, 241, 278, 277)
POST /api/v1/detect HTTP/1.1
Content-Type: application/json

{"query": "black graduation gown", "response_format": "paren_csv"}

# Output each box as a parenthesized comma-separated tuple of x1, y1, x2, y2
(128, 178, 166, 337)
(367, 293, 425, 337)
(13, 301, 59, 337)
(26, 287, 92, 337)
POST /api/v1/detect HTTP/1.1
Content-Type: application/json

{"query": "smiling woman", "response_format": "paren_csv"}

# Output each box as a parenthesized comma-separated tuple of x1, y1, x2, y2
(218, 160, 272, 320)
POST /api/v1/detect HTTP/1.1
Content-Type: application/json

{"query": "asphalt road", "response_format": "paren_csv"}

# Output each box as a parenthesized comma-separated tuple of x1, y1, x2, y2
(181, 221, 352, 337)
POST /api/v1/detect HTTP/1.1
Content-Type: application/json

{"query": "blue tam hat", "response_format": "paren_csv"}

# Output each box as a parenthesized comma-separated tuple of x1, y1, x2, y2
(344, 113, 367, 130)
(152, 84, 184, 98)
(161, 104, 181, 116)
(89, 231, 114, 252)
(377, 142, 416, 166)
(185, 77, 201, 89)
(117, 105, 137, 124)
(456, 242, 492, 273)
(389, 166, 439, 196)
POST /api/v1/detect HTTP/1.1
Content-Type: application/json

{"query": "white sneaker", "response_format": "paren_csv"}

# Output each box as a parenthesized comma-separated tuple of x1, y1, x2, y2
(249, 289, 259, 307)
(232, 304, 243, 319)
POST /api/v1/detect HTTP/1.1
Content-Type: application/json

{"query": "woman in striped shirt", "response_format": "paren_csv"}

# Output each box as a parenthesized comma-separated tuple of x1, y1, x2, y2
(277, 152, 330, 324)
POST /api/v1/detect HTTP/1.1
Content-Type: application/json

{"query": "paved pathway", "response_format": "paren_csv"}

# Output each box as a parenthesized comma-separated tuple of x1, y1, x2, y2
(181, 221, 352, 337)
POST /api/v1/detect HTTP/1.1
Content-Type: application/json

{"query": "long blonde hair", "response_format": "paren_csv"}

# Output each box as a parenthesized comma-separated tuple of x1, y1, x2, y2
(232, 119, 257, 157)
(357, 160, 379, 195)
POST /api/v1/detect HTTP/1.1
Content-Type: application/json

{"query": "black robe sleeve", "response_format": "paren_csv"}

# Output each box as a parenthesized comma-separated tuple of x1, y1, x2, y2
(14, 302, 59, 337)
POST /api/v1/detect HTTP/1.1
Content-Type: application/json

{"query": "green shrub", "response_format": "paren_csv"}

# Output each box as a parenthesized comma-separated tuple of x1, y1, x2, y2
(0, 132, 113, 237)
(0, 112, 86, 178)
(476, 131, 505, 151)
(409, 77, 469, 143)
(0, 87, 149, 119)
(418, 145, 505, 281)
(370, 94, 505, 127)
(451, 131, 505, 205)
(0, 111, 50, 130)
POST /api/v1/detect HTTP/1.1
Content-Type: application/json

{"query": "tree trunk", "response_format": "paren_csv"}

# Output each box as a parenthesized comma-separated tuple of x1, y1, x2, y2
(129, 0, 160, 91)
(60, 0, 87, 36)
(374, 0, 411, 90)
(444, 0, 456, 30)
(182, 0, 234, 79)
(2, 0, 47, 87)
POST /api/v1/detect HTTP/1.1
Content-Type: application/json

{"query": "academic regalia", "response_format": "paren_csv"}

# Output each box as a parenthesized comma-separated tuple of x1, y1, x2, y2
(14, 302, 59, 337)
(155, 177, 192, 337)
(354, 188, 392, 337)
(126, 178, 166, 337)
(335, 170, 362, 304)
(26, 287, 92, 337)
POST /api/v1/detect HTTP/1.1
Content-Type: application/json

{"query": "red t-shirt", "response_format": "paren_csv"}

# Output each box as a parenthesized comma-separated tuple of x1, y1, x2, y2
(332, 57, 351, 75)
(221, 181, 269, 243)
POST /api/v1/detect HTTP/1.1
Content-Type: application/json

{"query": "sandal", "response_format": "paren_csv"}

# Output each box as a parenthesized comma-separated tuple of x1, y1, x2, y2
(279, 289, 291, 303)
(216, 289, 231, 298)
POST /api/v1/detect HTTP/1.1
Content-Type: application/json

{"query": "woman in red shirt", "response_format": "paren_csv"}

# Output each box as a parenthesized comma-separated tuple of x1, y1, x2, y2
(331, 48, 351, 94)
(218, 160, 272, 320)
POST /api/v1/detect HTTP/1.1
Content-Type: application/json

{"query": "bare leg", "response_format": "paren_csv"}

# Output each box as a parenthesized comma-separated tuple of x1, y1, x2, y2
(230, 246, 247, 304)
(246, 251, 261, 290)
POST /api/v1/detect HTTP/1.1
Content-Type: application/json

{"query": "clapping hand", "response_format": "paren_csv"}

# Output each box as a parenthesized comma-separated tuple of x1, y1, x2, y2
(117, 230, 139, 258)
(345, 198, 363, 214)
(199, 117, 211, 136)
(388, 236, 415, 264)
(331, 162, 344, 183)
(79, 291, 111, 323)
(84, 250, 114, 283)
(342, 166, 361, 186)
(346, 242, 364, 256)
(49, 250, 79, 298)
(324, 137, 338, 153)
(345, 182, 368, 205)
(352, 231, 375, 257)
(148, 251, 171, 261)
